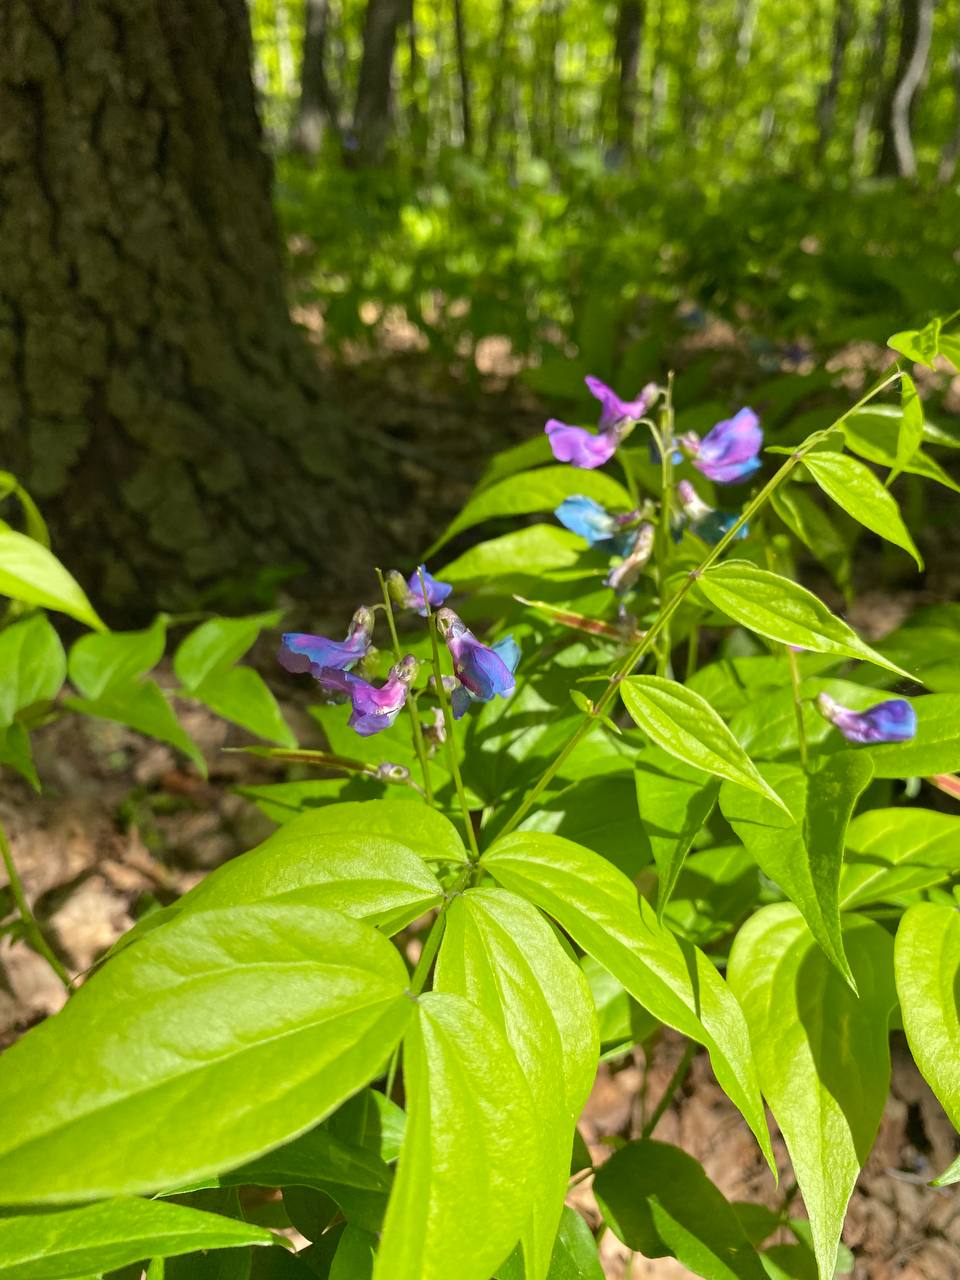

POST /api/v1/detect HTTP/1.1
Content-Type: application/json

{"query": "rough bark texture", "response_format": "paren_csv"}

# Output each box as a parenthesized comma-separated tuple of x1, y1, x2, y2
(352, 0, 405, 164)
(291, 0, 341, 154)
(0, 0, 353, 618)
(876, 0, 935, 177)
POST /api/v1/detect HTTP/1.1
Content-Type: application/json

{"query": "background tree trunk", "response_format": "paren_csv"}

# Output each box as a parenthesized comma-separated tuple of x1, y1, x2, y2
(0, 0, 355, 616)
(938, 37, 960, 182)
(290, 0, 341, 154)
(352, 0, 405, 164)
(876, 0, 935, 176)
(614, 0, 644, 156)
(815, 0, 856, 162)
(452, 0, 473, 152)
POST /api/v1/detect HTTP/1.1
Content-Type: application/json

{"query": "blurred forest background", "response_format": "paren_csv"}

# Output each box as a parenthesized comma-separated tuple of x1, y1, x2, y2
(3, 0, 960, 617)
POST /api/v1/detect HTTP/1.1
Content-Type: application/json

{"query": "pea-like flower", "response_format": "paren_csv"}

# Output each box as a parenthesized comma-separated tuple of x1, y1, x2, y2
(278, 605, 374, 674)
(554, 496, 641, 553)
(436, 608, 518, 718)
(545, 376, 657, 470)
(816, 692, 917, 745)
(676, 480, 748, 546)
(313, 654, 418, 737)
(683, 408, 762, 484)
(606, 522, 655, 592)
(387, 565, 453, 616)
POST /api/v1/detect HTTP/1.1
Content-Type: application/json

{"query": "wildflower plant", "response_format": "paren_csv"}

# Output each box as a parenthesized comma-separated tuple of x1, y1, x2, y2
(0, 317, 960, 1280)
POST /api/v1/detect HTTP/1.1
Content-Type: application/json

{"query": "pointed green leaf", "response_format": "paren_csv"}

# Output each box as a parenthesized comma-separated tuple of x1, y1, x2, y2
(0, 904, 414, 1203)
(64, 680, 206, 774)
(594, 1140, 768, 1280)
(191, 665, 295, 747)
(439, 526, 599, 586)
(622, 677, 786, 811)
(496, 1207, 604, 1280)
(174, 613, 282, 692)
(482, 833, 773, 1170)
(0, 531, 104, 631)
(892, 374, 924, 482)
(697, 561, 910, 678)
(68, 617, 167, 699)
(895, 904, 960, 1141)
(840, 407, 960, 495)
(0, 614, 65, 726)
(840, 809, 960, 907)
(373, 991, 537, 1280)
(801, 451, 921, 568)
(0, 1198, 277, 1280)
(770, 487, 851, 592)
(888, 320, 941, 368)
(720, 753, 874, 985)
(435, 889, 598, 1280)
(729, 906, 897, 1280)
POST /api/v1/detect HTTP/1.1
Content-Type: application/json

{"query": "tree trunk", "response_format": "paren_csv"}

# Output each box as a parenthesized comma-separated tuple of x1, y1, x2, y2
(484, 0, 514, 162)
(452, 0, 473, 151)
(815, 0, 855, 162)
(352, 0, 405, 164)
(0, 0, 355, 616)
(614, 0, 644, 156)
(938, 39, 960, 182)
(853, 0, 891, 168)
(876, 0, 935, 177)
(290, 0, 341, 154)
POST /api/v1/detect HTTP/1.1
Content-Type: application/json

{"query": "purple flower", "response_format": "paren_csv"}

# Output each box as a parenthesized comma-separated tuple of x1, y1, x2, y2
(545, 420, 619, 469)
(313, 654, 418, 737)
(585, 376, 658, 430)
(606, 522, 655, 592)
(279, 605, 374, 674)
(436, 609, 518, 718)
(816, 693, 917, 745)
(388, 566, 453, 616)
(686, 408, 763, 485)
(676, 480, 748, 546)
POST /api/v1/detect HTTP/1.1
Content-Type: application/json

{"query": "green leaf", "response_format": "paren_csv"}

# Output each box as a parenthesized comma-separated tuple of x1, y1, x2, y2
(892, 373, 924, 482)
(518, 774, 649, 879)
(190, 666, 295, 747)
(801, 452, 922, 569)
(840, 809, 960, 907)
(859, 694, 960, 778)
(663, 846, 760, 947)
(720, 753, 874, 985)
(888, 319, 941, 368)
(439, 526, 600, 586)
(428, 467, 632, 554)
(174, 613, 282, 692)
(65, 680, 206, 774)
(0, 1198, 276, 1280)
(0, 531, 104, 631)
(769, 488, 850, 592)
(482, 833, 773, 1170)
(895, 904, 960, 1139)
(594, 1140, 768, 1280)
(633, 744, 721, 916)
(0, 904, 414, 1203)
(729, 906, 897, 1280)
(0, 614, 65, 726)
(497, 1207, 604, 1280)
(697, 561, 910, 678)
(435, 889, 598, 1280)
(622, 676, 786, 812)
(839, 407, 960, 495)
(0, 722, 39, 790)
(581, 955, 658, 1057)
(373, 991, 537, 1280)
(115, 804, 446, 950)
(329, 1225, 376, 1280)
(68, 617, 167, 699)
(246, 797, 466, 865)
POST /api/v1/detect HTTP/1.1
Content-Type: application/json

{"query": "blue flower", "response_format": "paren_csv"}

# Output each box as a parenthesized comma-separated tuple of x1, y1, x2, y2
(555, 497, 620, 546)
(388, 565, 453, 616)
(685, 408, 763, 485)
(816, 693, 917, 745)
(676, 480, 748, 546)
(279, 605, 374, 674)
(312, 654, 418, 737)
(436, 608, 519, 719)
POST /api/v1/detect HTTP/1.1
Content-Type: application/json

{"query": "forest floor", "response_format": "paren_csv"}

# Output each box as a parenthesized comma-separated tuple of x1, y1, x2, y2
(2, 339, 960, 1277)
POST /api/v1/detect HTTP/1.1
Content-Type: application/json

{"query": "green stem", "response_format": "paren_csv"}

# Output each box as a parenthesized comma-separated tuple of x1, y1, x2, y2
(685, 625, 699, 680)
(418, 570, 481, 861)
(0, 821, 73, 993)
(497, 362, 903, 840)
(376, 568, 434, 806)
(641, 1040, 697, 1139)
(656, 373, 676, 678)
(786, 644, 808, 770)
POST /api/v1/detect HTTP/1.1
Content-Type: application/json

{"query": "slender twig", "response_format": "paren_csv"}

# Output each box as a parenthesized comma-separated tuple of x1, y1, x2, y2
(375, 568, 434, 806)
(418, 570, 481, 861)
(786, 645, 809, 770)
(0, 821, 73, 993)
(656, 372, 676, 678)
(640, 1040, 697, 1139)
(496, 363, 904, 840)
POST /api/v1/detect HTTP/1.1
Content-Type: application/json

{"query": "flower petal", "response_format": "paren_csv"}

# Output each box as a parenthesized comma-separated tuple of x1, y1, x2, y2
(545, 420, 618, 469)
(406, 566, 453, 616)
(816, 694, 917, 745)
(554, 496, 620, 546)
(694, 408, 763, 484)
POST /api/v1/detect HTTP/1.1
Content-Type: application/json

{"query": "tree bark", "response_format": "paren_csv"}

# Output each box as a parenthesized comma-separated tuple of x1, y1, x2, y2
(290, 0, 341, 154)
(452, 0, 473, 151)
(938, 39, 960, 182)
(0, 0, 354, 616)
(815, 0, 856, 162)
(614, 0, 644, 155)
(484, 0, 514, 162)
(352, 0, 405, 164)
(876, 0, 935, 177)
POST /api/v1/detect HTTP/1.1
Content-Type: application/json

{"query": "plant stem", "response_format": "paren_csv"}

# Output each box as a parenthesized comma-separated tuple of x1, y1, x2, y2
(786, 644, 809, 770)
(376, 568, 434, 806)
(0, 821, 73, 993)
(656, 373, 676, 678)
(685, 625, 699, 680)
(640, 1040, 697, 1139)
(497, 362, 903, 840)
(418, 570, 481, 861)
